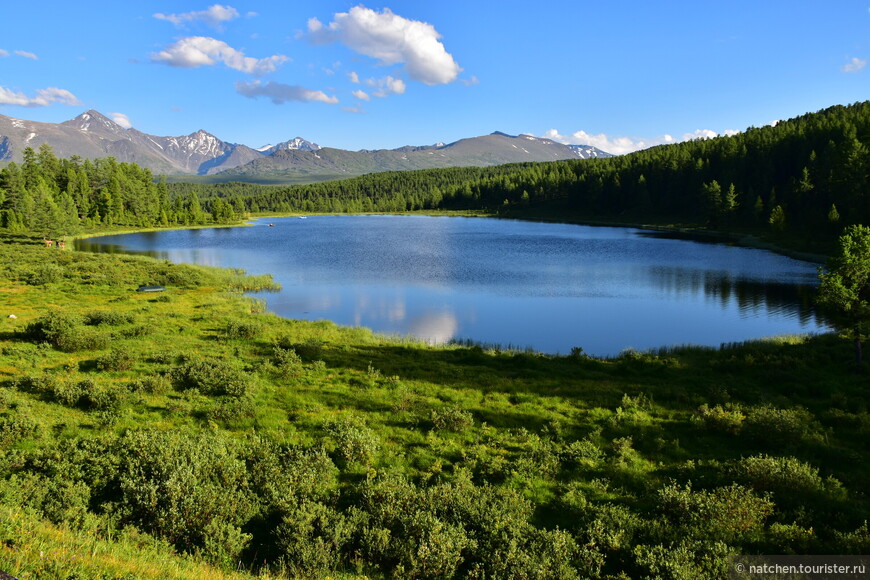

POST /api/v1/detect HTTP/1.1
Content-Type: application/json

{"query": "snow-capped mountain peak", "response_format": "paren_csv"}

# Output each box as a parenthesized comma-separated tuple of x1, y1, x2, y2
(258, 137, 321, 155)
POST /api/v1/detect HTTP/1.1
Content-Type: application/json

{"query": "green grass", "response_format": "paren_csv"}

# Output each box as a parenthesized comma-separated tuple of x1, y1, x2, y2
(0, 231, 868, 578)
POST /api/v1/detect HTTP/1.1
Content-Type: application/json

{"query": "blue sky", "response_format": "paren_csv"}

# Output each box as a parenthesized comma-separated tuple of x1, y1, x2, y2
(1, 1, 868, 153)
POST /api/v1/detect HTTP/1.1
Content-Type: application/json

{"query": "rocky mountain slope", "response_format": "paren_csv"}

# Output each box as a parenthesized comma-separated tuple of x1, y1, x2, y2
(0, 110, 612, 181)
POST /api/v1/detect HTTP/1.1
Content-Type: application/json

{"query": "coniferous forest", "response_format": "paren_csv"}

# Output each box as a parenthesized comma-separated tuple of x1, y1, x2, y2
(0, 102, 869, 579)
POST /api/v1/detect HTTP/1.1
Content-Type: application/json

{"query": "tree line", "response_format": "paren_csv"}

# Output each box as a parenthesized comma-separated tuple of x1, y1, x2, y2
(2, 101, 869, 249)
(0, 145, 241, 238)
(185, 100, 868, 250)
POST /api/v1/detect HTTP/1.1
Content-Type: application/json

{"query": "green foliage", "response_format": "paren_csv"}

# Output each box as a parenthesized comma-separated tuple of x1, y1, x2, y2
(115, 430, 256, 562)
(271, 346, 304, 378)
(1, 216, 870, 578)
(818, 224, 870, 363)
(695, 403, 745, 434)
(24, 262, 65, 285)
(23, 311, 108, 352)
(733, 454, 841, 499)
(167, 358, 253, 398)
(324, 415, 380, 466)
(742, 404, 822, 448)
(84, 310, 136, 326)
(430, 404, 474, 432)
(224, 316, 264, 339)
(656, 481, 773, 543)
(95, 346, 135, 371)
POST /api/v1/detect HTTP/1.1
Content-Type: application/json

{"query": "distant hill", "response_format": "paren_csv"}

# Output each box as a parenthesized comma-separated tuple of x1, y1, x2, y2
(0, 110, 611, 182)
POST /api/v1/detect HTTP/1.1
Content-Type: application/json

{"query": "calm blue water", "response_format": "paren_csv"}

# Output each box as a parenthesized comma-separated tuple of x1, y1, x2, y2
(76, 215, 829, 356)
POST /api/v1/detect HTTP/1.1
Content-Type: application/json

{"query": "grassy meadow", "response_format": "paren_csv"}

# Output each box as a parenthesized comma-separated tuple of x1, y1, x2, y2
(0, 231, 868, 579)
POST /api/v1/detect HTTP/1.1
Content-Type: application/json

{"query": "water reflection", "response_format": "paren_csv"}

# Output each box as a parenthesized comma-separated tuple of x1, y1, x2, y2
(408, 312, 459, 344)
(648, 266, 823, 325)
(74, 216, 831, 356)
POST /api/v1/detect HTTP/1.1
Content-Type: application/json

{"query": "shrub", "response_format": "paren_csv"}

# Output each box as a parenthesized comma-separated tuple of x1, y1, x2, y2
(25, 262, 65, 285)
(24, 311, 108, 352)
(742, 405, 820, 448)
(84, 310, 135, 326)
(562, 438, 605, 468)
(732, 455, 843, 499)
(129, 374, 172, 395)
(206, 397, 256, 423)
(324, 416, 380, 465)
(272, 346, 304, 378)
(0, 412, 39, 449)
(115, 430, 256, 560)
(168, 359, 252, 398)
(96, 347, 135, 371)
(430, 405, 474, 432)
(274, 500, 358, 576)
(657, 481, 773, 543)
(224, 317, 263, 339)
(696, 403, 745, 435)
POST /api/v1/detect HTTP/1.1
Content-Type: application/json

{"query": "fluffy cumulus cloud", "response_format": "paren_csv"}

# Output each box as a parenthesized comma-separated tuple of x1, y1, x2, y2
(842, 57, 867, 73)
(367, 75, 406, 97)
(352, 89, 370, 101)
(0, 86, 81, 107)
(308, 6, 461, 85)
(235, 80, 339, 104)
(151, 37, 288, 74)
(109, 112, 132, 129)
(543, 127, 739, 155)
(154, 4, 240, 29)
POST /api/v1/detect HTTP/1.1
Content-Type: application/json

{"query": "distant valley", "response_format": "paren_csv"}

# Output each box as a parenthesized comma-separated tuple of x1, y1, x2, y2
(0, 110, 611, 183)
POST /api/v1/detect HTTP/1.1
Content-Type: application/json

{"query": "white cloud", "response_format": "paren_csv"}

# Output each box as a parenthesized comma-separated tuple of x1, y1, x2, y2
(151, 36, 289, 74)
(343, 104, 366, 114)
(15, 50, 38, 60)
(842, 57, 867, 73)
(543, 127, 739, 155)
(348, 71, 360, 83)
(367, 75, 406, 97)
(109, 112, 132, 129)
(307, 6, 461, 85)
(0, 86, 82, 107)
(154, 4, 240, 29)
(352, 89, 370, 101)
(0, 49, 8, 57)
(235, 80, 339, 104)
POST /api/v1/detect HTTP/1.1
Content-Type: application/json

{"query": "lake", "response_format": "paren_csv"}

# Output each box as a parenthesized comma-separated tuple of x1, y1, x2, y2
(75, 215, 830, 356)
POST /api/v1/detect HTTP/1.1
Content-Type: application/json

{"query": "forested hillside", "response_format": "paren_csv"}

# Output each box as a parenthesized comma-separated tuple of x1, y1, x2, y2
(3, 101, 868, 252)
(0, 145, 242, 238)
(179, 101, 868, 251)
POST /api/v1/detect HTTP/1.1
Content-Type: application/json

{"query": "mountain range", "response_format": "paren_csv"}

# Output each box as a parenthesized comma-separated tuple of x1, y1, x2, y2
(0, 110, 611, 182)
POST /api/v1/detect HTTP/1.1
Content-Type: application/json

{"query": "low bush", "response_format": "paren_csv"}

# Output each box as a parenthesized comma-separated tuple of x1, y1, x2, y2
(96, 347, 135, 371)
(224, 317, 264, 339)
(656, 481, 773, 543)
(167, 358, 253, 398)
(25, 262, 65, 285)
(430, 405, 474, 432)
(324, 416, 380, 466)
(272, 346, 304, 378)
(129, 374, 172, 395)
(742, 405, 821, 448)
(732, 454, 843, 500)
(0, 411, 39, 449)
(696, 403, 745, 435)
(84, 310, 135, 326)
(23, 311, 108, 352)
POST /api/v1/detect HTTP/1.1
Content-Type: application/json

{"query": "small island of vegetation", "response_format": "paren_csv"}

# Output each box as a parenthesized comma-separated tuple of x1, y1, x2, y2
(0, 102, 869, 579)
